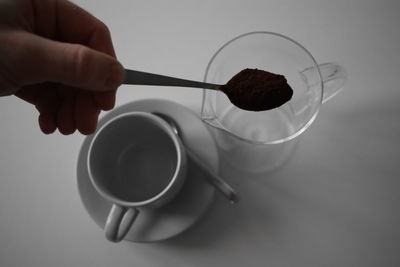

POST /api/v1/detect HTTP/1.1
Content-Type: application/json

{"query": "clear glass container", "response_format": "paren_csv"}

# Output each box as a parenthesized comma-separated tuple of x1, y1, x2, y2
(201, 32, 346, 172)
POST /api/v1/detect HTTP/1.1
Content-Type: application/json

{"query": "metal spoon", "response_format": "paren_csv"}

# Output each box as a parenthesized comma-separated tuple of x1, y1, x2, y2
(123, 69, 221, 90)
(153, 112, 240, 203)
(123, 68, 294, 112)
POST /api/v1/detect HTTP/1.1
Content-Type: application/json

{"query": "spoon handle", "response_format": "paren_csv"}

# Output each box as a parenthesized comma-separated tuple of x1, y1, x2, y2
(185, 147, 240, 203)
(123, 69, 221, 90)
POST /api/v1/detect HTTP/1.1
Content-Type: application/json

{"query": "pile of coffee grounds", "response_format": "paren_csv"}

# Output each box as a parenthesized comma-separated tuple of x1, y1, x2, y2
(220, 68, 293, 111)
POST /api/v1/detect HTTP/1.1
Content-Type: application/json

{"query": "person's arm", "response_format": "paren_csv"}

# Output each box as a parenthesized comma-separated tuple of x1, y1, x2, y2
(0, 0, 124, 134)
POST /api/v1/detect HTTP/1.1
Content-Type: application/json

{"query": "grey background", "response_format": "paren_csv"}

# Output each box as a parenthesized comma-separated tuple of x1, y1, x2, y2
(1, 0, 400, 266)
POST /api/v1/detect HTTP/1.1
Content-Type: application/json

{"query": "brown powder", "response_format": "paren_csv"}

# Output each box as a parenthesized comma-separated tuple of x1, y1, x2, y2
(220, 68, 293, 111)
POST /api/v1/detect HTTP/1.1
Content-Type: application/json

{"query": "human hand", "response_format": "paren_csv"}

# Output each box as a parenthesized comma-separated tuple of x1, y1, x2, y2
(0, 0, 124, 134)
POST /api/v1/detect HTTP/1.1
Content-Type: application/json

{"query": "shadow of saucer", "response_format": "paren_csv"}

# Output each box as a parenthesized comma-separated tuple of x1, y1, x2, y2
(155, 191, 238, 248)
(148, 138, 300, 248)
(152, 168, 285, 249)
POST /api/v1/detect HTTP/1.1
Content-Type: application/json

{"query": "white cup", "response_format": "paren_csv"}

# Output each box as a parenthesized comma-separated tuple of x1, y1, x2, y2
(87, 112, 187, 242)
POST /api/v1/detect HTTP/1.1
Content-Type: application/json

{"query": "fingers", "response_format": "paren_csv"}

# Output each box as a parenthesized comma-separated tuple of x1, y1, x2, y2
(39, 112, 57, 134)
(15, 84, 42, 105)
(5, 0, 121, 136)
(2, 31, 124, 92)
(47, 38, 124, 91)
(45, 88, 100, 135)
(56, 1, 117, 56)
(22, 83, 101, 135)
(15, 84, 58, 134)
(32, 0, 115, 54)
(40, 90, 100, 135)
(57, 94, 76, 135)
(94, 90, 116, 111)
(75, 91, 101, 135)
(34, 86, 60, 134)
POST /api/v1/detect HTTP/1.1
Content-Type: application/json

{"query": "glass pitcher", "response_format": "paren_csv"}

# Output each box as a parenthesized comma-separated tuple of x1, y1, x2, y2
(201, 31, 346, 173)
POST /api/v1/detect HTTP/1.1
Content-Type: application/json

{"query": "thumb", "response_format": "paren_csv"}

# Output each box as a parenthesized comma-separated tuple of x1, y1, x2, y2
(5, 31, 124, 92)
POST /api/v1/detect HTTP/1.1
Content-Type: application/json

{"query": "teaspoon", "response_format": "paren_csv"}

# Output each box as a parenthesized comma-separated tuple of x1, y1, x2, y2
(153, 112, 240, 203)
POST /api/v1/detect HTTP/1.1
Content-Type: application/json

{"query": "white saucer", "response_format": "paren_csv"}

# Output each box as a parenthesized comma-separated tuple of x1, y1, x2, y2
(77, 99, 218, 242)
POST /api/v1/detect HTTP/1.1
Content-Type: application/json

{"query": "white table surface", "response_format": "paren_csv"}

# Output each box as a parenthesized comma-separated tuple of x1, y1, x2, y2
(1, 0, 400, 266)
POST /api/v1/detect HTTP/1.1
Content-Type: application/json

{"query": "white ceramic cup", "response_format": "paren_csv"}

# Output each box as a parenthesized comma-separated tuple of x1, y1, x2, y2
(87, 112, 187, 242)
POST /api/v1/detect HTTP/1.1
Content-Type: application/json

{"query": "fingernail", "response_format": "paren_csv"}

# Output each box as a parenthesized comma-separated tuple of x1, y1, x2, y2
(106, 62, 124, 89)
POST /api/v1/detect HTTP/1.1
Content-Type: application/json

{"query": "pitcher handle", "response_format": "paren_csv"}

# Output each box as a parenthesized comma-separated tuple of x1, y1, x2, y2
(300, 62, 347, 103)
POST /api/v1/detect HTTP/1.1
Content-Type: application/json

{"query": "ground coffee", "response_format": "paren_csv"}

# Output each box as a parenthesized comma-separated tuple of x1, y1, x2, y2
(220, 68, 293, 111)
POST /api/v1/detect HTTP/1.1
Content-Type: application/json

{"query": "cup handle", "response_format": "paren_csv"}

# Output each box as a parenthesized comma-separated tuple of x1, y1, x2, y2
(300, 62, 347, 104)
(105, 204, 139, 242)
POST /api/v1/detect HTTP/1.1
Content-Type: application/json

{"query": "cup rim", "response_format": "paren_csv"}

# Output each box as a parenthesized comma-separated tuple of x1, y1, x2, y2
(202, 31, 324, 145)
(87, 111, 185, 207)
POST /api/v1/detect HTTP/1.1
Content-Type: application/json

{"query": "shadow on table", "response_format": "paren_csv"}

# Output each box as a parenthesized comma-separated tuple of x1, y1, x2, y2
(152, 145, 299, 249)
